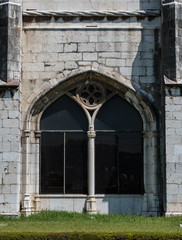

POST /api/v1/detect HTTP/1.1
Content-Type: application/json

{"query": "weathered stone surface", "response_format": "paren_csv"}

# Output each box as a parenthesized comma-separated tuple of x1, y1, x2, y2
(22, 0, 160, 11)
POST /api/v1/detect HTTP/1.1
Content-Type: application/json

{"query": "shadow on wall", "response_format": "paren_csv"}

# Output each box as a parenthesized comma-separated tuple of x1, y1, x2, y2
(130, 0, 163, 215)
(131, 21, 161, 113)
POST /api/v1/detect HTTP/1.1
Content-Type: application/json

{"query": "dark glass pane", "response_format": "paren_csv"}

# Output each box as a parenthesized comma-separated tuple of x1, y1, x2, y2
(95, 95, 143, 131)
(40, 95, 87, 131)
(118, 132, 144, 194)
(41, 132, 64, 194)
(95, 131, 143, 194)
(95, 132, 118, 194)
(65, 132, 87, 194)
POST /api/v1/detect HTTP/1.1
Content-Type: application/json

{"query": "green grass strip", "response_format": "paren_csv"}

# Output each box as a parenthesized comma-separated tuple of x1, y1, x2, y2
(1, 212, 182, 233)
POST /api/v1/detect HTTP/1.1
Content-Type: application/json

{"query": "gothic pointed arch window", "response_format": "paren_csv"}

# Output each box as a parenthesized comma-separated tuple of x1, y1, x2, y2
(40, 79, 144, 195)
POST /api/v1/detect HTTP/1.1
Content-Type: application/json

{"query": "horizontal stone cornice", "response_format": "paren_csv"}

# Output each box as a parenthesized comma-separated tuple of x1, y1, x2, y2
(0, 2, 21, 6)
(23, 9, 161, 18)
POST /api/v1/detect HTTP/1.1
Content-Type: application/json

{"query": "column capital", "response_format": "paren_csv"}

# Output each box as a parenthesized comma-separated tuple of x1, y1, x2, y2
(87, 130, 96, 138)
(34, 131, 41, 138)
(24, 130, 30, 138)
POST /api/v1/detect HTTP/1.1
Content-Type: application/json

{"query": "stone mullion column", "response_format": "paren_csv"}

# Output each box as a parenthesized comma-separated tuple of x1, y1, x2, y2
(86, 130, 97, 214)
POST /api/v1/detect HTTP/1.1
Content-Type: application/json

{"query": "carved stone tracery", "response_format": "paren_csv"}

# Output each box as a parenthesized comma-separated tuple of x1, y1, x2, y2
(76, 82, 106, 108)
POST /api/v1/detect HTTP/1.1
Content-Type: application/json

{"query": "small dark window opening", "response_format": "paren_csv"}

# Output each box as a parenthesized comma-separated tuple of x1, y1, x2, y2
(41, 132, 64, 194)
(40, 131, 87, 194)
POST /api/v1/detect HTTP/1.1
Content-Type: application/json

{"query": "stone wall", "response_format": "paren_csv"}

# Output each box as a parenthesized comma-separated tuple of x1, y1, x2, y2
(165, 87, 182, 215)
(22, 20, 161, 114)
(0, 88, 21, 215)
(0, 0, 21, 215)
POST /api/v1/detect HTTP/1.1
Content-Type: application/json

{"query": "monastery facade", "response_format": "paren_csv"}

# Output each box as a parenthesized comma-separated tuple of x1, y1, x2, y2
(0, 0, 181, 216)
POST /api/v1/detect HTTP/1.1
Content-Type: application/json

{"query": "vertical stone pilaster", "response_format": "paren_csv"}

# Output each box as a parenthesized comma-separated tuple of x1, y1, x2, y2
(0, 0, 21, 84)
(162, 0, 182, 82)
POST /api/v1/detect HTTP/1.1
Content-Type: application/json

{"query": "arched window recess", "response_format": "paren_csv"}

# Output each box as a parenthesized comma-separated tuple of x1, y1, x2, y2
(40, 76, 144, 200)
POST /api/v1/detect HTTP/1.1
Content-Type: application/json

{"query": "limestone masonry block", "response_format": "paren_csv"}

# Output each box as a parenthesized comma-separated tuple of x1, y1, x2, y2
(83, 53, 97, 61)
(59, 53, 82, 61)
(64, 44, 77, 52)
(106, 59, 125, 67)
(78, 43, 95, 52)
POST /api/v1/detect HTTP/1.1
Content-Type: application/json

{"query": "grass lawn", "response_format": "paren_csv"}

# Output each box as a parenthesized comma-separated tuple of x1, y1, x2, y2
(0, 211, 182, 233)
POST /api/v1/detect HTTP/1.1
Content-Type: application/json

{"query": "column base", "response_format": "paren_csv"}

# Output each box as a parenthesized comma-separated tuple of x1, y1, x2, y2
(86, 197, 97, 214)
(34, 198, 41, 212)
(22, 193, 31, 216)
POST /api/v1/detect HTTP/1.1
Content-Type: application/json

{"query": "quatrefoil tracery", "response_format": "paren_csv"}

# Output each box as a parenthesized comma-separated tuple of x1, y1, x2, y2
(77, 82, 106, 108)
